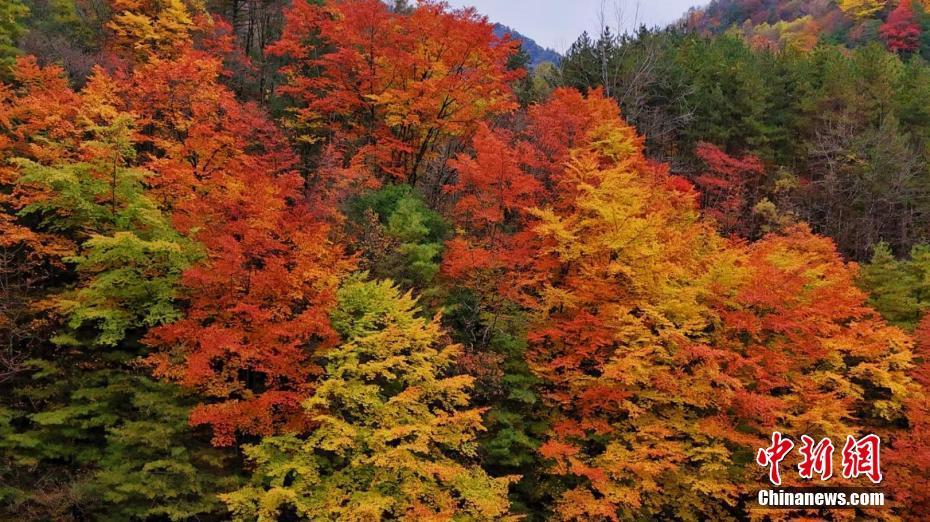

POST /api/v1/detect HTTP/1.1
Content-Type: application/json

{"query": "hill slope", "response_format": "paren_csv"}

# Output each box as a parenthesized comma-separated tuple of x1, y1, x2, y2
(494, 23, 561, 66)
(685, 0, 930, 53)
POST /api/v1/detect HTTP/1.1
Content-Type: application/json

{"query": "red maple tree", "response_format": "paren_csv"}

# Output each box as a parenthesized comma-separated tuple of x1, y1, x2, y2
(268, 0, 521, 186)
(881, 0, 921, 53)
(106, 46, 354, 446)
(692, 142, 765, 237)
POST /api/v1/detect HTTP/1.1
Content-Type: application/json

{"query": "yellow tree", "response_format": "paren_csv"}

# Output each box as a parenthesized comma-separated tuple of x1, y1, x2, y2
(525, 91, 748, 520)
(522, 90, 918, 520)
(223, 278, 514, 521)
(839, 0, 887, 19)
(107, 0, 201, 60)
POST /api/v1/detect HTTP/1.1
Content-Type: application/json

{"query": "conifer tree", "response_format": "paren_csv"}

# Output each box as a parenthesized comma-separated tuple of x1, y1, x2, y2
(859, 242, 930, 329)
(0, 0, 27, 76)
(0, 61, 237, 520)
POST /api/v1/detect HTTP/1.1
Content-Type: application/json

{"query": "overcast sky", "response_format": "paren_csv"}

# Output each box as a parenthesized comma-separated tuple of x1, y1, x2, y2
(445, 0, 708, 53)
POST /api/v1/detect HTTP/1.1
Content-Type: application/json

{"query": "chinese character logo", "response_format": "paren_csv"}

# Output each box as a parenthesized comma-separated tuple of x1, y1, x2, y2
(756, 432, 882, 485)
(841, 434, 883, 484)
(797, 435, 835, 481)
(756, 431, 794, 486)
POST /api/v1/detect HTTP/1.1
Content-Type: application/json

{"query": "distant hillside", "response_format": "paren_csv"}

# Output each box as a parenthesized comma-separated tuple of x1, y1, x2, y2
(687, 0, 840, 30)
(684, 0, 930, 53)
(493, 23, 562, 66)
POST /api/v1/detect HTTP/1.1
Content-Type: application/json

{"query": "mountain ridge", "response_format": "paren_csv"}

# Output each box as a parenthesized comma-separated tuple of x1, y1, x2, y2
(493, 23, 562, 66)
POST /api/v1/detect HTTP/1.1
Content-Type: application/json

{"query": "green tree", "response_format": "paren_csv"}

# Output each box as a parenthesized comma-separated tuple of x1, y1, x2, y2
(12, 115, 200, 344)
(0, 0, 27, 76)
(1, 362, 239, 520)
(442, 288, 547, 517)
(1, 115, 237, 520)
(348, 185, 448, 290)
(859, 242, 930, 329)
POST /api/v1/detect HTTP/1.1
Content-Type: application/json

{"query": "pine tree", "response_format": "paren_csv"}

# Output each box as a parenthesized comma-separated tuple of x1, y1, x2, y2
(0, 62, 238, 520)
(859, 242, 930, 329)
(0, 0, 27, 76)
(347, 184, 449, 290)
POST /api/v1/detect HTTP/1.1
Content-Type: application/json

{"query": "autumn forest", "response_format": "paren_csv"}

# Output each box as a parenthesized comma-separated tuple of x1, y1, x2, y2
(1, 0, 930, 520)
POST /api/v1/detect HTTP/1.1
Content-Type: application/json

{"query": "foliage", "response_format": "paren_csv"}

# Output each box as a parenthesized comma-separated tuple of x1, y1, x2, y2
(719, 225, 915, 438)
(859, 242, 930, 329)
(223, 277, 514, 521)
(0, 59, 236, 520)
(1, 1, 930, 521)
(268, 0, 521, 185)
(881, 0, 922, 53)
(0, 361, 240, 520)
(745, 16, 823, 52)
(347, 184, 448, 290)
(130, 47, 352, 446)
(692, 142, 765, 237)
(839, 0, 888, 20)
(107, 0, 199, 60)
(0, 0, 28, 75)
(885, 313, 930, 515)
(439, 91, 627, 515)
(559, 30, 930, 260)
(522, 93, 748, 520)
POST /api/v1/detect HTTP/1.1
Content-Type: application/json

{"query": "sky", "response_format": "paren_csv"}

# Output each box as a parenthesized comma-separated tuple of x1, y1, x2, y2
(445, 0, 708, 54)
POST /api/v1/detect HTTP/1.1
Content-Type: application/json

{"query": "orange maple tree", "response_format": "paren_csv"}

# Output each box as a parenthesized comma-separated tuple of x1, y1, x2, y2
(269, 0, 521, 185)
(518, 90, 918, 519)
(443, 123, 540, 301)
(97, 34, 354, 445)
(717, 226, 914, 435)
(442, 89, 622, 303)
(886, 313, 930, 514)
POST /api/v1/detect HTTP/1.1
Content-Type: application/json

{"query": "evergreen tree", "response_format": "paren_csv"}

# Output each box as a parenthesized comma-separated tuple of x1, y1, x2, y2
(0, 0, 27, 76)
(859, 242, 930, 329)
(0, 79, 237, 520)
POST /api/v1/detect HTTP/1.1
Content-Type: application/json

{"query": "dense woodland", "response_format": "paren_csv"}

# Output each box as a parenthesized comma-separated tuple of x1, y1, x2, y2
(0, 0, 929, 520)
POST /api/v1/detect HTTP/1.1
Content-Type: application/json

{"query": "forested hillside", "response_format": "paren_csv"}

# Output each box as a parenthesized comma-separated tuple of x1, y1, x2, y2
(562, 1, 930, 263)
(493, 24, 562, 67)
(689, 0, 930, 54)
(0, 0, 928, 521)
